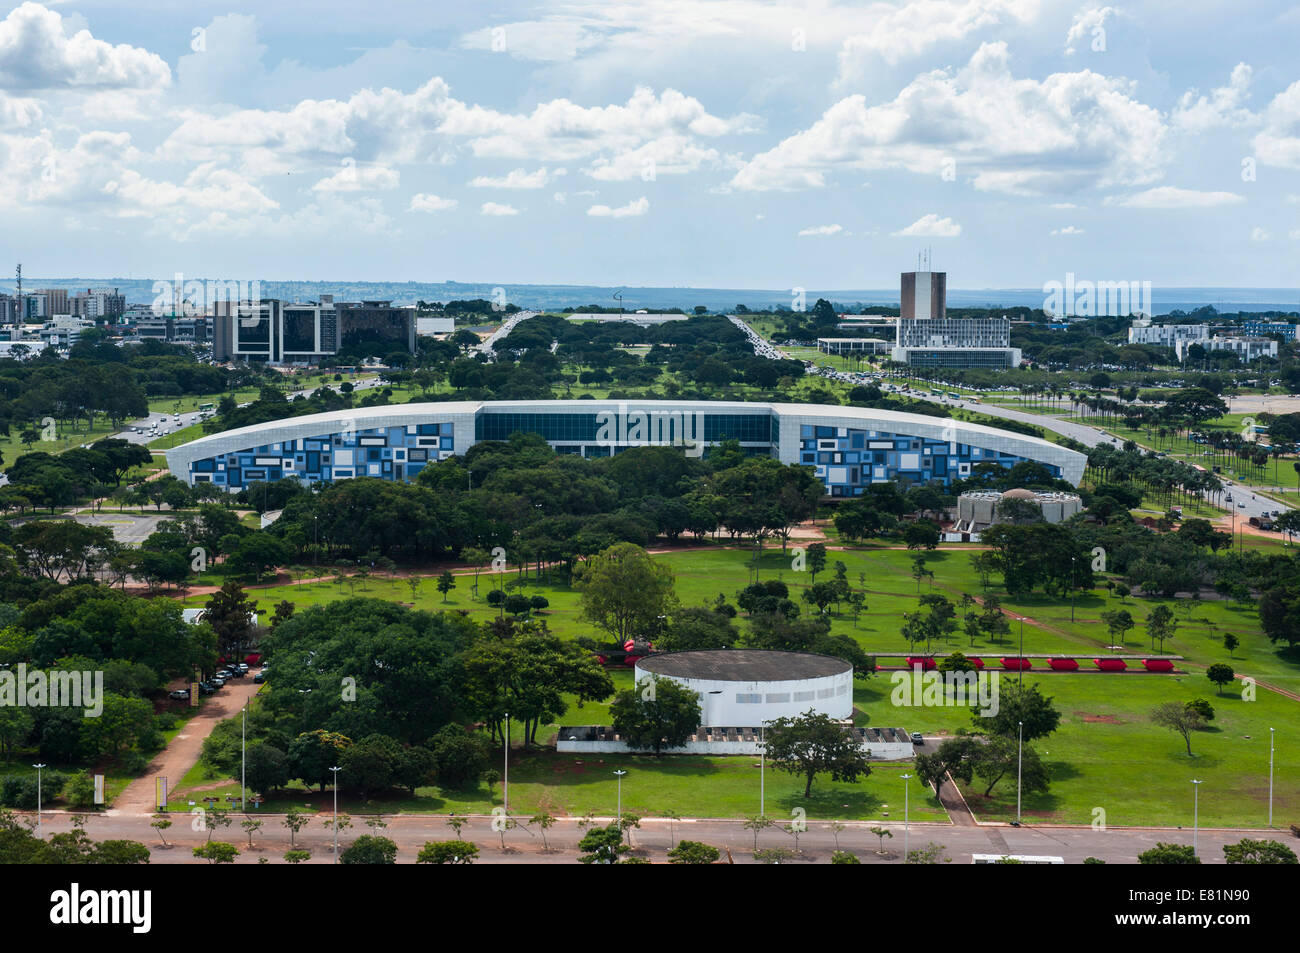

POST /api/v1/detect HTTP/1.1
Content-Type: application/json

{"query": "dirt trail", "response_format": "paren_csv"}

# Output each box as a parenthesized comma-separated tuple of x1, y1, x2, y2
(111, 675, 263, 815)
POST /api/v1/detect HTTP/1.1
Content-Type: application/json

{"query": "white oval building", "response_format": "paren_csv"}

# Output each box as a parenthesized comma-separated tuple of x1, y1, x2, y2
(635, 649, 854, 726)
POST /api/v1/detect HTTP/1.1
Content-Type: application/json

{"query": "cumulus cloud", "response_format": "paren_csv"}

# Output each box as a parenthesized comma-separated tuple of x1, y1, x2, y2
(469, 167, 555, 188)
(409, 193, 457, 212)
(1253, 79, 1300, 169)
(1105, 187, 1246, 209)
(0, 2, 170, 91)
(586, 196, 649, 217)
(1064, 6, 1114, 56)
(797, 223, 844, 236)
(312, 161, 399, 192)
(893, 214, 961, 237)
(1251, 226, 1269, 241)
(732, 43, 1165, 196)
(1051, 225, 1084, 235)
(1172, 63, 1255, 133)
(838, 0, 1038, 76)
(480, 201, 519, 216)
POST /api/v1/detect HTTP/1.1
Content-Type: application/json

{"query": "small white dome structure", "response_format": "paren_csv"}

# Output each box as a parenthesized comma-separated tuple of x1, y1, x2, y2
(635, 650, 853, 726)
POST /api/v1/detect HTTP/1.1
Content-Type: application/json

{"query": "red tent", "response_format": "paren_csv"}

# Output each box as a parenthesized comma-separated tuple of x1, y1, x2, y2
(906, 657, 936, 670)
(1049, 658, 1079, 671)
(967, 657, 985, 669)
(1143, 659, 1175, 672)
(1001, 657, 1032, 670)
(1094, 658, 1128, 672)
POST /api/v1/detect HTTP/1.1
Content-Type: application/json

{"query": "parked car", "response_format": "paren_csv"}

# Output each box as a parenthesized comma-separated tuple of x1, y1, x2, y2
(198, 681, 216, 695)
(910, 732, 924, 745)
(253, 671, 267, 683)
(168, 689, 190, 701)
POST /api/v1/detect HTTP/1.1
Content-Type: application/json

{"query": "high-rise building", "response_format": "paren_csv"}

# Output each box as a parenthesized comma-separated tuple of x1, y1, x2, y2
(211, 298, 414, 364)
(891, 269, 1020, 368)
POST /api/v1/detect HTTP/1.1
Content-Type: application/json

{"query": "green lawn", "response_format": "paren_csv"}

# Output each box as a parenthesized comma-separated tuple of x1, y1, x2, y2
(165, 537, 1300, 826)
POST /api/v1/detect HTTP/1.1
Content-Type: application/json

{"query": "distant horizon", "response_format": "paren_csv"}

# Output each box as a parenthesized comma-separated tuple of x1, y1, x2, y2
(2, 278, 1298, 317)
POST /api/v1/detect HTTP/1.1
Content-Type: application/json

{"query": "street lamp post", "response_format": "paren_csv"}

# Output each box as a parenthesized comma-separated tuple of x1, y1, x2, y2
(241, 705, 247, 812)
(1016, 721, 1024, 825)
(900, 773, 912, 863)
(33, 763, 46, 838)
(1191, 779, 1202, 858)
(613, 769, 626, 821)
(1269, 728, 1275, 828)
(759, 725, 765, 818)
(1070, 557, 1076, 623)
(330, 765, 341, 863)
(503, 711, 510, 815)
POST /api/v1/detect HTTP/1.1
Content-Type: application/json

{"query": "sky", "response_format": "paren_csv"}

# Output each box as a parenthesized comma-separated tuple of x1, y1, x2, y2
(0, 0, 1297, 291)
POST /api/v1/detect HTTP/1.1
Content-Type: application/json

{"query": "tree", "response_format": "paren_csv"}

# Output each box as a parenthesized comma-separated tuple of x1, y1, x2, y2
(245, 743, 289, 795)
(1146, 604, 1178, 653)
(193, 841, 239, 864)
(762, 710, 872, 797)
(1100, 609, 1135, 646)
(1151, 701, 1206, 756)
(284, 849, 311, 863)
(1222, 838, 1298, 864)
(667, 840, 720, 864)
(806, 542, 827, 582)
(1223, 633, 1239, 657)
(830, 850, 860, 864)
(577, 824, 630, 864)
(428, 726, 491, 789)
(977, 682, 1061, 742)
(529, 812, 557, 851)
(574, 543, 676, 644)
(282, 807, 308, 847)
(609, 676, 701, 755)
(869, 826, 893, 855)
(418, 840, 479, 864)
(340, 834, 398, 864)
(742, 815, 773, 851)
(204, 581, 258, 665)
(1138, 842, 1200, 864)
(436, 570, 456, 603)
(150, 816, 172, 846)
(1206, 663, 1235, 695)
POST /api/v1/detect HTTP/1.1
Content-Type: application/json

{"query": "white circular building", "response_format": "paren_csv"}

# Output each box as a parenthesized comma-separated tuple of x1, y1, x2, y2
(635, 650, 853, 726)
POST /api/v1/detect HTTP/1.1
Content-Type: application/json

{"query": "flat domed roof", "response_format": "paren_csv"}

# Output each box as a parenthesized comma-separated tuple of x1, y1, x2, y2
(637, 649, 851, 681)
(1000, 488, 1037, 500)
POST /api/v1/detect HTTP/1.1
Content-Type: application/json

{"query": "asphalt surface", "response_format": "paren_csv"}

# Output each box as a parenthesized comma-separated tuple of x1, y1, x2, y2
(29, 810, 1277, 864)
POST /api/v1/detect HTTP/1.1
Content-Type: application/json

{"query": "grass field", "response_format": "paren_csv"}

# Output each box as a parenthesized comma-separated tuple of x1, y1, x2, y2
(165, 537, 1300, 825)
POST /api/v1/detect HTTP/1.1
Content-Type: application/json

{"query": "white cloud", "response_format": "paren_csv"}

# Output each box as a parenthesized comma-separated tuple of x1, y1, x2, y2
(1064, 6, 1115, 56)
(1253, 79, 1300, 169)
(409, 193, 457, 212)
(1050, 202, 1081, 209)
(1251, 227, 1269, 241)
(838, 0, 1038, 77)
(312, 162, 399, 192)
(1051, 225, 1084, 235)
(552, 191, 566, 203)
(469, 167, 553, 188)
(0, 2, 170, 91)
(1289, 229, 1300, 241)
(797, 223, 844, 236)
(732, 43, 1165, 195)
(893, 214, 961, 237)
(1172, 63, 1255, 133)
(480, 201, 519, 216)
(1105, 187, 1246, 209)
(587, 196, 649, 217)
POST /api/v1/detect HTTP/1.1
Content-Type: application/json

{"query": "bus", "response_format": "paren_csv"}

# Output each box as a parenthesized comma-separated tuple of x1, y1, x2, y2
(198, 402, 215, 414)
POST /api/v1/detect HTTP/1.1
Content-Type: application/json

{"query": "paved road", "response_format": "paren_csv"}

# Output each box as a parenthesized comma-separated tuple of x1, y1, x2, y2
(25, 810, 1275, 864)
